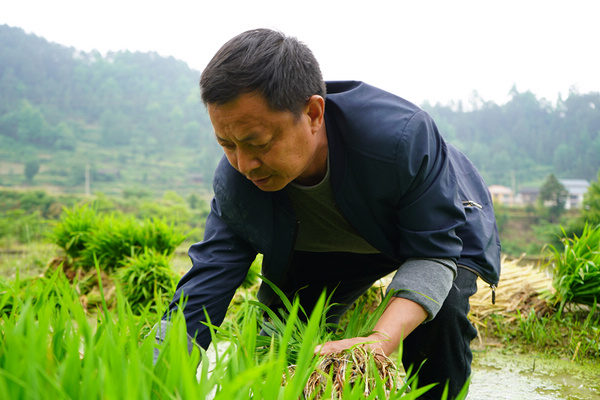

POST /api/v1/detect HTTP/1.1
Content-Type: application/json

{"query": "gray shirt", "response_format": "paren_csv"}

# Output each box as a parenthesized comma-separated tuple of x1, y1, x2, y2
(285, 157, 456, 321)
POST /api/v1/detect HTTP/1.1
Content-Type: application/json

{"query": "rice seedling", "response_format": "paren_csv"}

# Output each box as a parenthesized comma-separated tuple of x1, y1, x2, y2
(115, 248, 179, 315)
(241, 253, 263, 288)
(543, 223, 600, 313)
(80, 215, 187, 271)
(48, 203, 99, 263)
(237, 278, 449, 399)
(0, 263, 464, 399)
(2, 242, 470, 400)
(0, 267, 204, 399)
(50, 204, 188, 272)
(516, 310, 563, 348)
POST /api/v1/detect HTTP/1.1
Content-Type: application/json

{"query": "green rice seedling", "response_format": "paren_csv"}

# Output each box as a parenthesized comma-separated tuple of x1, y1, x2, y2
(80, 215, 187, 271)
(49, 203, 99, 264)
(561, 302, 600, 362)
(79, 213, 140, 270)
(115, 248, 179, 315)
(131, 218, 189, 258)
(0, 272, 48, 316)
(0, 266, 206, 399)
(0, 262, 464, 399)
(248, 277, 339, 366)
(235, 278, 441, 399)
(543, 223, 600, 313)
(242, 253, 263, 288)
(343, 290, 395, 340)
(50, 204, 188, 272)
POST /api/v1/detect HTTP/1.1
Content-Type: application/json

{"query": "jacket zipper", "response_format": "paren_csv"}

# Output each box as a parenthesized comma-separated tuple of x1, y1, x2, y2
(459, 200, 496, 304)
(462, 200, 483, 209)
(458, 264, 497, 304)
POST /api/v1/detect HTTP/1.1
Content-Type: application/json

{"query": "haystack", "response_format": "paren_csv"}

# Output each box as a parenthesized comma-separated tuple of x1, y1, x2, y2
(469, 256, 555, 335)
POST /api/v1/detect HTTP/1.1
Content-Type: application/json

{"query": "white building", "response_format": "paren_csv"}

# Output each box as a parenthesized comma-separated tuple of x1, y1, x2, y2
(559, 179, 590, 209)
(488, 185, 514, 206)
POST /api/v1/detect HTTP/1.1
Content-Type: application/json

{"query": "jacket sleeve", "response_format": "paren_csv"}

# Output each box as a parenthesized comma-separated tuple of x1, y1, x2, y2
(163, 196, 256, 349)
(389, 111, 466, 318)
(393, 110, 465, 262)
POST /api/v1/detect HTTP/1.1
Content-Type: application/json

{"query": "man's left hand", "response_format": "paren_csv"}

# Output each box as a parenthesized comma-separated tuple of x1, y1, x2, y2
(314, 332, 390, 356)
(314, 297, 428, 357)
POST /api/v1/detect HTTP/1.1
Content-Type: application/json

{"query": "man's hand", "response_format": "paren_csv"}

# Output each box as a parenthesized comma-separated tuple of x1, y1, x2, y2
(314, 297, 428, 356)
(314, 332, 390, 355)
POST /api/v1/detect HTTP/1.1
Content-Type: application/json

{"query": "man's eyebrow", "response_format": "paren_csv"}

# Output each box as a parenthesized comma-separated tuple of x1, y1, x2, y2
(215, 132, 263, 143)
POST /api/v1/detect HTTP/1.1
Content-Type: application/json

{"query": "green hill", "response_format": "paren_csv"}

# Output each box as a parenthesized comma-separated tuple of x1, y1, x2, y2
(0, 24, 219, 197)
(1, 24, 599, 198)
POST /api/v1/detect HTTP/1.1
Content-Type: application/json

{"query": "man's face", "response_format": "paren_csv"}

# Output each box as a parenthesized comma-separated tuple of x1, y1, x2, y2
(208, 92, 327, 192)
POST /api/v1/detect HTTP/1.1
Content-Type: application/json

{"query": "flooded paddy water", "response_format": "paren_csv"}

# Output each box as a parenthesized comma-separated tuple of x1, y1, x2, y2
(467, 259, 600, 399)
(469, 348, 600, 399)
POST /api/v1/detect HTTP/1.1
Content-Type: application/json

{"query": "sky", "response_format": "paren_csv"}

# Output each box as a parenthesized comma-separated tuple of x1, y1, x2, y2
(1, 0, 598, 107)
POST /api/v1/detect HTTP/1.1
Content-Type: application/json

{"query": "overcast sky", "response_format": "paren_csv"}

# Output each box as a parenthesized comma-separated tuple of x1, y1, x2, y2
(1, 0, 598, 107)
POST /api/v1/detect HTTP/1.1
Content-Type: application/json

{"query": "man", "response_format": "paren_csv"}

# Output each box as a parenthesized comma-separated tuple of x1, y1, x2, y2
(162, 28, 501, 399)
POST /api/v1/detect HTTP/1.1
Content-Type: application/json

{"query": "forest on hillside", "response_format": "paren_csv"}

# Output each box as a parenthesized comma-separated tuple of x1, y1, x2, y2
(423, 90, 600, 187)
(1, 24, 599, 196)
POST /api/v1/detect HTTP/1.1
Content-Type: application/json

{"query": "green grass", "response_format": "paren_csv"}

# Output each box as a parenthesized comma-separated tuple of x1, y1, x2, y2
(486, 305, 600, 363)
(0, 242, 56, 279)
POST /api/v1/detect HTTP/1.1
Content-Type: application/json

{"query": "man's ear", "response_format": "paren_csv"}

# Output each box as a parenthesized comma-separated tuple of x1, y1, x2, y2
(305, 95, 325, 132)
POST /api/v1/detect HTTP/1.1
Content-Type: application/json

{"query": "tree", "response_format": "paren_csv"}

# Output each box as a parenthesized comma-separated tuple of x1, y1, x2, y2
(582, 170, 600, 226)
(538, 174, 568, 222)
(24, 159, 40, 183)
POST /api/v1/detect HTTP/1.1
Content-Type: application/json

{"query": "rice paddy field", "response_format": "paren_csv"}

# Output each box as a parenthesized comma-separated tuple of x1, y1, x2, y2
(1, 209, 599, 399)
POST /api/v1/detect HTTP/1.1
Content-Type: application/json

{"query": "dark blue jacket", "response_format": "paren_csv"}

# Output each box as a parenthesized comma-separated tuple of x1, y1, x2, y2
(168, 81, 501, 348)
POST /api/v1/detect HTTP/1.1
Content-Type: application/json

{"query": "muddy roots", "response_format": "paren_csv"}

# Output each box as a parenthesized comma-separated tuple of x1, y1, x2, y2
(288, 347, 402, 399)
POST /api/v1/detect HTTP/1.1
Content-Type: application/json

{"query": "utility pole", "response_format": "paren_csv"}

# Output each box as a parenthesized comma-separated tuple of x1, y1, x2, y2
(85, 164, 90, 196)
(511, 169, 516, 193)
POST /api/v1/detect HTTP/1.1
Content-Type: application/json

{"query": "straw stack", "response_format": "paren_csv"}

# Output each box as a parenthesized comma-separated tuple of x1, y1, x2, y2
(469, 256, 555, 329)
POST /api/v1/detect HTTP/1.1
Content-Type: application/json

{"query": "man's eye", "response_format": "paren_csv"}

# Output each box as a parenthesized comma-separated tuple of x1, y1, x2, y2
(253, 143, 269, 149)
(221, 142, 235, 150)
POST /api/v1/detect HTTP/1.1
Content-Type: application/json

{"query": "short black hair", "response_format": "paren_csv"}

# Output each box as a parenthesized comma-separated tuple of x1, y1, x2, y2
(200, 29, 326, 117)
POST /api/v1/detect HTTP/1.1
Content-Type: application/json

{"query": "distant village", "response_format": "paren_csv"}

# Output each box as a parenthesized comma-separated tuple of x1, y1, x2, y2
(489, 179, 590, 209)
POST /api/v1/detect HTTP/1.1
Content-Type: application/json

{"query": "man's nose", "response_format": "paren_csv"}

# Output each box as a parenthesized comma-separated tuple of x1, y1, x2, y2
(236, 149, 261, 175)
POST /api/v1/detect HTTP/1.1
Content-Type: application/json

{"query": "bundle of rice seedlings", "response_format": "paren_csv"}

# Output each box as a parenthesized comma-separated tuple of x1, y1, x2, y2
(288, 346, 401, 399)
(543, 223, 600, 313)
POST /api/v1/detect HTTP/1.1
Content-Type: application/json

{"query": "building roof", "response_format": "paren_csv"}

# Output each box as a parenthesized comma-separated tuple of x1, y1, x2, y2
(488, 185, 513, 194)
(560, 179, 590, 195)
(519, 187, 539, 194)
